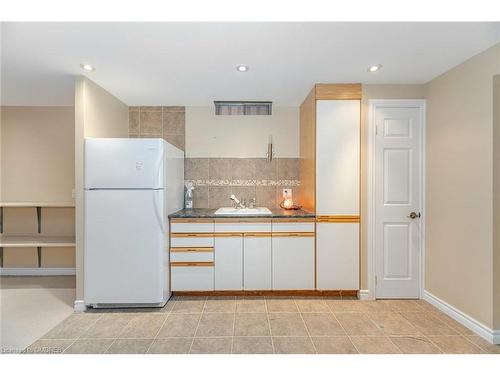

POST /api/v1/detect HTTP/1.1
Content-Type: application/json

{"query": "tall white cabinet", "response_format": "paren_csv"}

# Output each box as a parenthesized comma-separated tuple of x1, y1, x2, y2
(300, 85, 361, 292)
(316, 99, 360, 290)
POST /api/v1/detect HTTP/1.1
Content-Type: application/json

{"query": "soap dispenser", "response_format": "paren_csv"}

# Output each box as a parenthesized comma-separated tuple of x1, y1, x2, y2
(185, 182, 194, 209)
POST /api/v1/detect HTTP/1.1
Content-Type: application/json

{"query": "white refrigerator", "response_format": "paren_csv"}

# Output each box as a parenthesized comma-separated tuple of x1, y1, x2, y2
(84, 138, 183, 307)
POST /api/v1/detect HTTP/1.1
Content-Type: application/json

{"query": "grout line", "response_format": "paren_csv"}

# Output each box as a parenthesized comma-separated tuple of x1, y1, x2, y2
(60, 338, 78, 354)
(230, 301, 236, 354)
(264, 298, 275, 354)
(100, 314, 142, 354)
(145, 307, 171, 354)
(187, 297, 207, 354)
(69, 313, 105, 345)
(294, 299, 317, 354)
(330, 311, 359, 354)
(462, 335, 488, 353)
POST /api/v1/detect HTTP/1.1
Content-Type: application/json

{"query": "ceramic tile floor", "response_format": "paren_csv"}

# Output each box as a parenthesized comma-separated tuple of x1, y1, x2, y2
(24, 296, 500, 354)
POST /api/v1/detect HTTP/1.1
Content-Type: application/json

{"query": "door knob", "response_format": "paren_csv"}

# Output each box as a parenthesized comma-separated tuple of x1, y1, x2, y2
(407, 211, 421, 219)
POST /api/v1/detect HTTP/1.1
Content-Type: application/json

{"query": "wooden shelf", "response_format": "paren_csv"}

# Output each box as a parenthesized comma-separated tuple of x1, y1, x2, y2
(0, 235, 76, 247)
(0, 203, 76, 269)
(0, 235, 76, 268)
(0, 202, 75, 208)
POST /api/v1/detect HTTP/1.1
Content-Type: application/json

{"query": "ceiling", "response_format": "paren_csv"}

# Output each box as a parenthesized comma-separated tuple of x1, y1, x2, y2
(2, 22, 500, 106)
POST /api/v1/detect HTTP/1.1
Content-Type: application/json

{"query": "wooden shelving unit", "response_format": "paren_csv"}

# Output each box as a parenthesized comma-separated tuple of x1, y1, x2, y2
(0, 202, 76, 270)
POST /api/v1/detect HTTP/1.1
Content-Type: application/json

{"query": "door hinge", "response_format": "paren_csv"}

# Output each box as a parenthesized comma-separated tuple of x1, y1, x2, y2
(375, 275, 378, 286)
(375, 125, 378, 135)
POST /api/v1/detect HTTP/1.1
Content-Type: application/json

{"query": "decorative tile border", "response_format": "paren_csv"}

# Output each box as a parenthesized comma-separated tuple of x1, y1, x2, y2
(185, 179, 301, 187)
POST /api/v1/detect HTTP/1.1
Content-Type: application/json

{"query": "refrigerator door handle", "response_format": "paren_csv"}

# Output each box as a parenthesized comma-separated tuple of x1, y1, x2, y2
(152, 190, 164, 233)
(155, 146, 164, 189)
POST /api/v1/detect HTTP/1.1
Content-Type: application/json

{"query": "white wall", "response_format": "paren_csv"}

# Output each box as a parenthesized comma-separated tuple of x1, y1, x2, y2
(185, 106, 299, 157)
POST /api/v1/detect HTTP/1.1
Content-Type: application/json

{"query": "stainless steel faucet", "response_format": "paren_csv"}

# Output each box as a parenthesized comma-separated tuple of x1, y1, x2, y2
(229, 194, 246, 209)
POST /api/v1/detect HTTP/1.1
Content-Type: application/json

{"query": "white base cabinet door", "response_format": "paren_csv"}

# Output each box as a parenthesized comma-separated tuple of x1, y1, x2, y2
(243, 235, 272, 290)
(171, 266, 214, 291)
(272, 236, 314, 290)
(316, 223, 359, 290)
(214, 235, 243, 290)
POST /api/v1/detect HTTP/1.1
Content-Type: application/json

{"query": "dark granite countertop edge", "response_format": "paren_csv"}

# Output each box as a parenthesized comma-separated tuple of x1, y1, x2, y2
(169, 208, 315, 219)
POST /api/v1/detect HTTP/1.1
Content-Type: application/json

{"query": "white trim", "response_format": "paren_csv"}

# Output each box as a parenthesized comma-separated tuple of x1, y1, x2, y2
(73, 299, 87, 312)
(423, 290, 500, 345)
(367, 99, 426, 300)
(0, 267, 76, 276)
(358, 290, 370, 300)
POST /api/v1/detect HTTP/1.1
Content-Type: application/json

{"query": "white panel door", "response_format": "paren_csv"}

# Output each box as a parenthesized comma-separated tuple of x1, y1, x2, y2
(317, 223, 359, 290)
(243, 235, 272, 290)
(374, 105, 423, 298)
(85, 138, 164, 189)
(316, 100, 360, 215)
(272, 236, 314, 290)
(84, 189, 165, 304)
(214, 235, 243, 290)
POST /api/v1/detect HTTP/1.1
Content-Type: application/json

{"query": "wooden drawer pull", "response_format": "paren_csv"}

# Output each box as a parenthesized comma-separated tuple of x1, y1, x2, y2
(170, 247, 214, 253)
(171, 261, 214, 267)
(316, 215, 360, 223)
(243, 232, 272, 237)
(171, 233, 213, 238)
(272, 232, 315, 237)
(214, 233, 243, 237)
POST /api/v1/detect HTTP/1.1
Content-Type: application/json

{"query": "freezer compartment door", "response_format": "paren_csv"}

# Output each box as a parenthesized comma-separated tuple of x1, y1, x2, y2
(85, 138, 165, 189)
(84, 189, 168, 304)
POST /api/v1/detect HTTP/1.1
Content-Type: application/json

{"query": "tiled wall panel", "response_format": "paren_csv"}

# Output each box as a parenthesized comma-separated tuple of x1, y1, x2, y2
(184, 157, 300, 209)
(129, 106, 185, 151)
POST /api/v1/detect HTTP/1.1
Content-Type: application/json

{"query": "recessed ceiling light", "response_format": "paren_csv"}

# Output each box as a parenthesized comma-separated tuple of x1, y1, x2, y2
(80, 63, 95, 72)
(236, 64, 249, 72)
(368, 64, 382, 73)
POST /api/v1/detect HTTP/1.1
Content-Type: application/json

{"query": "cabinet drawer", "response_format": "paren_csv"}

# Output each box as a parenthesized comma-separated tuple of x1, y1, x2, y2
(215, 221, 271, 233)
(272, 222, 315, 233)
(170, 249, 214, 262)
(171, 221, 214, 233)
(171, 263, 214, 291)
(171, 234, 214, 247)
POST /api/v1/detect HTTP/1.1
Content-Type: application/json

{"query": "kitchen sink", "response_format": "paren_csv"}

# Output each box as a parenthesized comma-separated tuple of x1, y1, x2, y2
(214, 207, 272, 216)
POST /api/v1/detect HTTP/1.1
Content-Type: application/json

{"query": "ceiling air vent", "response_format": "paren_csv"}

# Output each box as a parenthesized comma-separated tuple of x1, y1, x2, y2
(214, 101, 272, 116)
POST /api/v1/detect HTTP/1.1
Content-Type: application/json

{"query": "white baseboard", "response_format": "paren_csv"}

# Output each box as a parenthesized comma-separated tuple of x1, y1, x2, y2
(74, 300, 87, 312)
(0, 267, 76, 276)
(423, 290, 500, 345)
(358, 289, 371, 300)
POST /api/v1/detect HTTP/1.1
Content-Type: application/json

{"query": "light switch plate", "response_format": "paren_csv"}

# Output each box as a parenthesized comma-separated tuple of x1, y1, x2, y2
(282, 188, 292, 199)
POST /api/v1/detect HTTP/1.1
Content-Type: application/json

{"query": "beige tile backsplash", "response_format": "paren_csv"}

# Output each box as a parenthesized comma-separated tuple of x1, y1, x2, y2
(129, 107, 299, 209)
(185, 157, 300, 209)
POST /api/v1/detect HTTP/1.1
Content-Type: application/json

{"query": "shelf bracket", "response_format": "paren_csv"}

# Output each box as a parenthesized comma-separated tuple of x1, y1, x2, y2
(0, 247, 3, 268)
(36, 206, 42, 233)
(37, 246, 42, 268)
(0, 207, 3, 234)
